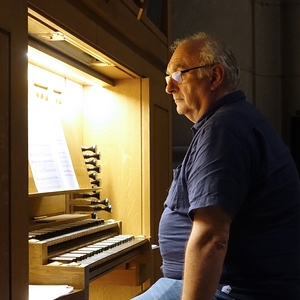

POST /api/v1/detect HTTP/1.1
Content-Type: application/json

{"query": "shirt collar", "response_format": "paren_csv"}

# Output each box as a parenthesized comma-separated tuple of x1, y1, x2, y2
(192, 90, 246, 135)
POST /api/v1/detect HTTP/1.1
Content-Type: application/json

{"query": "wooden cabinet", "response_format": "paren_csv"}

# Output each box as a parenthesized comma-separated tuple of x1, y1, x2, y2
(26, 1, 172, 299)
(0, 1, 171, 299)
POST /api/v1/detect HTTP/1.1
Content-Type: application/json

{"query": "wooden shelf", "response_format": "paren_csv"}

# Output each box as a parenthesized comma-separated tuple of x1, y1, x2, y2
(28, 188, 100, 198)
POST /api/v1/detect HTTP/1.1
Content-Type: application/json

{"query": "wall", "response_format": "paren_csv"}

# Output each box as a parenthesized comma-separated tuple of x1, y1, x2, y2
(170, 0, 300, 164)
(282, 1, 300, 142)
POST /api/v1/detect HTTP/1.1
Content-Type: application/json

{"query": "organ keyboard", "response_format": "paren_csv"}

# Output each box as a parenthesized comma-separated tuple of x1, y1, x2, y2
(29, 214, 150, 298)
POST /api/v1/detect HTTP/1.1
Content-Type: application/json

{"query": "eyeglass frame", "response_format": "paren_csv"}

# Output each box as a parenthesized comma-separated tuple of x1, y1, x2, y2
(165, 64, 213, 84)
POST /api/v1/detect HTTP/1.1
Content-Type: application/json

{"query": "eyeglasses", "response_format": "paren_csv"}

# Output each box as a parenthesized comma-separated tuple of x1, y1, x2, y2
(165, 64, 212, 84)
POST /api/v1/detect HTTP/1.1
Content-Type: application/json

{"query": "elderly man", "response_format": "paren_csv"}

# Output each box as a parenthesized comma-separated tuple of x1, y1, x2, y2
(133, 32, 300, 300)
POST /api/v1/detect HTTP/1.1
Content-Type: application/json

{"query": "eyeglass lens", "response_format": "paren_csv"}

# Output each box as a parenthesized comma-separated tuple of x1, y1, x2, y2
(165, 71, 182, 84)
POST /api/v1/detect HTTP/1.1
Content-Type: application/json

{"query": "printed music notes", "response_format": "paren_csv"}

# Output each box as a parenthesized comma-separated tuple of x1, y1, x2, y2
(28, 82, 79, 193)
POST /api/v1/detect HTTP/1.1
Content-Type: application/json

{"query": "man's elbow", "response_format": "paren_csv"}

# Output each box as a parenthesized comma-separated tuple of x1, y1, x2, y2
(212, 234, 229, 251)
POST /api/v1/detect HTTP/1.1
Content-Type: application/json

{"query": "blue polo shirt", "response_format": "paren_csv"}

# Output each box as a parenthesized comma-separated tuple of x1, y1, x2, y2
(158, 90, 300, 299)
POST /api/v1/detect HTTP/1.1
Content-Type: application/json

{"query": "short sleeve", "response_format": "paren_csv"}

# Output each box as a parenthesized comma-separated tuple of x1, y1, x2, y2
(187, 123, 252, 218)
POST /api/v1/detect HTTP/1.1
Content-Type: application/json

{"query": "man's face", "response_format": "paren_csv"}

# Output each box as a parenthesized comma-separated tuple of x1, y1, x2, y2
(165, 42, 213, 123)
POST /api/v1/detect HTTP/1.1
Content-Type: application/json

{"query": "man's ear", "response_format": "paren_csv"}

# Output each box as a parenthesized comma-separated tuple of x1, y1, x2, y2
(210, 64, 225, 90)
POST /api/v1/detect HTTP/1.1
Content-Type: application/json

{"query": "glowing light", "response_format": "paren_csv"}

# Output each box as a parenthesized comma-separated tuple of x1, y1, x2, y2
(27, 46, 103, 86)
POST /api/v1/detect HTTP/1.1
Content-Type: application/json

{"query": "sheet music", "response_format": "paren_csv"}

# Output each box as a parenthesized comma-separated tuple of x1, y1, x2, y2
(29, 285, 74, 300)
(28, 85, 79, 192)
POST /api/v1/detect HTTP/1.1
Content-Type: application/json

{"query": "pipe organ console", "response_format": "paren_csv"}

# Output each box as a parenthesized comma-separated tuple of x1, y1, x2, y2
(26, 20, 165, 296)
(29, 214, 150, 298)
(29, 145, 151, 299)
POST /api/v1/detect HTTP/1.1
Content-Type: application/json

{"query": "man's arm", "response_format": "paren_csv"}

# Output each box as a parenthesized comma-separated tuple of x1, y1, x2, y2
(181, 205, 232, 300)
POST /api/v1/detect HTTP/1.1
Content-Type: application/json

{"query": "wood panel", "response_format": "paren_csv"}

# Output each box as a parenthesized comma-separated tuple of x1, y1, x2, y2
(152, 103, 171, 281)
(89, 253, 150, 300)
(0, 27, 11, 300)
(29, 195, 66, 220)
(27, 0, 168, 80)
(75, 0, 168, 68)
(0, 1, 28, 299)
(82, 79, 143, 235)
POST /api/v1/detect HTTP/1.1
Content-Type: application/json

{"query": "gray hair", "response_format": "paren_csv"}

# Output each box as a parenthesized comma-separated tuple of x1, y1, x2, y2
(171, 32, 240, 91)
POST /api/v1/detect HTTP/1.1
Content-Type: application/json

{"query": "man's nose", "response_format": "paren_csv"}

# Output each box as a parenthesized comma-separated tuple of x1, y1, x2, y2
(165, 78, 178, 94)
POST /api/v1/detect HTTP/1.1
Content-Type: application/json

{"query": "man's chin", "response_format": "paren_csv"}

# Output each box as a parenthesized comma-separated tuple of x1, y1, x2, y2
(176, 107, 185, 115)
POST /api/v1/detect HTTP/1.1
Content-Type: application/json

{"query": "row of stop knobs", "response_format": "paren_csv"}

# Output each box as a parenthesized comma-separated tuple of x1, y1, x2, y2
(71, 145, 112, 219)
